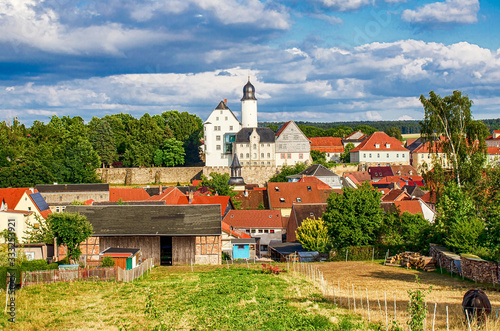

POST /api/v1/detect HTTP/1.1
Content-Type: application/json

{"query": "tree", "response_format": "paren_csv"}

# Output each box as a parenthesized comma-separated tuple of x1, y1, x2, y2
(311, 150, 327, 166)
(354, 125, 377, 136)
(419, 91, 489, 187)
(153, 138, 185, 167)
(385, 127, 403, 141)
(47, 212, 93, 262)
(90, 120, 116, 167)
(340, 142, 355, 163)
(322, 182, 384, 248)
(432, 182, 484, 253)
(199, 173, 235, 197)
(63, 138, 101, 183)
(380, 206, 430, 247)
(295, 217, 331, 253)
(268, 163, 308, 182)
(23, 214, 54, 244)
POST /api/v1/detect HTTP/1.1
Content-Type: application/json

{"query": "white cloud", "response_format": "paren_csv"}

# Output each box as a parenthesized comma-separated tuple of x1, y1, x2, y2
(315, 0, 371, 11)
(366, 111, 382, 120)
(402, 0, 479, 25)
(0, 0, 174, 55)
(398, 115, 414, 120)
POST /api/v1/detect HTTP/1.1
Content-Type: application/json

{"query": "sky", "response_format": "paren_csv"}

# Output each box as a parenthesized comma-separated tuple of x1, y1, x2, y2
(1, 0, 500, 125)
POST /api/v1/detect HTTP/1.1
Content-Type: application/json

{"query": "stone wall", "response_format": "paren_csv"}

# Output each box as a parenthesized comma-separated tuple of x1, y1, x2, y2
(203, 166, 280, 186)
(329, 164, 360, 176)
(97, 167, 203, 185)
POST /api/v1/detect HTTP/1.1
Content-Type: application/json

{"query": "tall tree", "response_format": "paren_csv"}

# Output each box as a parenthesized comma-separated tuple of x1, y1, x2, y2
(90, 120, 116, 167)
(419, 91, 489, 186)
(340, 142, 355, 163)
(199, 172, 236, 197)
(268, 163, 308, 182)
(153, 138, 185, 167)
(47, 212, 93, 262)
(323, 182, 384, 248)
(295, 217, 331, 253)
(385, 127, 403, 141)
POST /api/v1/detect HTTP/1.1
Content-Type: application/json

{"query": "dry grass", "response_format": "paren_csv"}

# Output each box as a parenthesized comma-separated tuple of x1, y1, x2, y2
(308, 260, 500, 330)
(402, 134, 421, 140)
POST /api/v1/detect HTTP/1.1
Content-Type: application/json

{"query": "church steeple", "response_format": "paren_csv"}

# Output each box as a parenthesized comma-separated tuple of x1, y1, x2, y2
(228, 154, 245, 186)
(241, 77, 258, 128)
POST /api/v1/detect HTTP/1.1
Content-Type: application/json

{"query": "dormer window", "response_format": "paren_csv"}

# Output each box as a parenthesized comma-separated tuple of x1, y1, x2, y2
(279, 198, 285, 203)
(296, 198, 302, 202)
(386, 143, 390, 148)
(275, 187, 279, 192)
(375, 144, 380, 148)
(309, 212, 314, 217)
(307, 186, 312, 191)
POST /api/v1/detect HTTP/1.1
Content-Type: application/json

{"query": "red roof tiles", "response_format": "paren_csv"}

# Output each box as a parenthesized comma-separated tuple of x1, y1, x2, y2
(147, 187, 186, 203)
(0, 188, 34, 209)
(267, 182, 322, 208)
(109, 188, 150, 202)
(223, 210, 283, 228)
(351, 132, 408, 152)
(309, 137, 344, 153)
(221, 221, 251, 239)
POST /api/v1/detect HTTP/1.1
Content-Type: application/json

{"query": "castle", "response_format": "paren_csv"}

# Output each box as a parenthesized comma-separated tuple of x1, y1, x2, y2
(202, 79, 311, 168)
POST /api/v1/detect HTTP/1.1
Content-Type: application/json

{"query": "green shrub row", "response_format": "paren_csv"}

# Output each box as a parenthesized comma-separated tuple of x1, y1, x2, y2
(0, 259, 58, 286)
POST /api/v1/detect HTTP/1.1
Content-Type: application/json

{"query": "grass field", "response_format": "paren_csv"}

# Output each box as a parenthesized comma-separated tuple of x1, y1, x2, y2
(2, 261, 500, 330)
(0, 265, 378, 331)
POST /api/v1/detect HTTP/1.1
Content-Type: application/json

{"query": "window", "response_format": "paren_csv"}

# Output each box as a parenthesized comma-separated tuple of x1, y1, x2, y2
(258, 229, 263, 233)
(261, 153, 264, 158)
(240, 153, 243, 158)
(307, 186, 312, 191)
(251, 229, 256, 233)
(230, 126, 233, 130)
(428, 154, 431, 159)
(387, 153, 389, 158)
(296, 198, 302, 202)
(216, 135, 221, 141)
(237, 245, 245, 249)
(279, 198, 285, 203)
(281, 153, 285, 159)
(220, 110, 223, 114)
(253, 153, 257, 158)
(270, 230, 275, 234)
(260, 245, 268, 251)
(267, 144, 270, 147)
(253, 144, 256, 149)
(402, 154, 405, 158)
(267, 153, 270, 158)
(275, 187, 279, 191)
(294, 135, 299, 140)
(287, 153, 291, 159)
(377, 153, 380, 158)
(309, 212, 314, 217)
(386, 143, 391, 148)
(216, 145, 221, 150)
(225, 116, 228, 121)
(28, 207, 31, 211)
(375, 144, 380, 148)
(246, 153, 249, 158)
(264, 229, 269, 233)
(396, 154, 399, 158)
(55, 207, 60, 213)
(363, 154, 366, 158)
(299, 153, 303, 159)
(369, 154, 372, 158)
(216, 117, 219, 121)
(214, 126, 221, 131)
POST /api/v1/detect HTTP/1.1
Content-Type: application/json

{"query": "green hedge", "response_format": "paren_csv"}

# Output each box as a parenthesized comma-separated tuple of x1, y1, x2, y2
(0, 260, 59, 286)
(329, 244, 426, 262)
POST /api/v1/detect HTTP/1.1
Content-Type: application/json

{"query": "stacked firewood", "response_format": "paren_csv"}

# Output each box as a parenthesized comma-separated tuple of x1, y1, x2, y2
(385, 252, 437, 271)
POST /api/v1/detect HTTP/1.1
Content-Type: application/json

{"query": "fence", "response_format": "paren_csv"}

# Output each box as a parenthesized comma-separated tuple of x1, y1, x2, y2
(21, 267, 117, 288)
(117, 258, 154, 282)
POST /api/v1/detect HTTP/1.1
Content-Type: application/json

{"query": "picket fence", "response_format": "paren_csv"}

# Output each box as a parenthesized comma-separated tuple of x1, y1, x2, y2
(117, 258, 154, 282)
(21, 258, 154, 287)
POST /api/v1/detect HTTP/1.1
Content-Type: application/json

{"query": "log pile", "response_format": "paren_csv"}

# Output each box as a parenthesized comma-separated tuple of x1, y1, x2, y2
(385, 252, 437, 271)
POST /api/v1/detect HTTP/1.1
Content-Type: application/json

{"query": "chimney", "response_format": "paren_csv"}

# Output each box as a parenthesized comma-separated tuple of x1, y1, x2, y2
(224, 98, 227, 104)
(188, 191, 194, 204)
(159, 184, 162, 193)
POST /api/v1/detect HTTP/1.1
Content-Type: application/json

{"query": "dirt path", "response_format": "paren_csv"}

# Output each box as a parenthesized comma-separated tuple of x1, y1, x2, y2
(312, 261, 500, 330)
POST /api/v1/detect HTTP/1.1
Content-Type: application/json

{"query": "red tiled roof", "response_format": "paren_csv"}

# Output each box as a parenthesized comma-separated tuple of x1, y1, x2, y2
(312, 146, 345, 153)
(221, 221, 251, 239)
(0, 188, 34, 209)
(275, 121, 292, 137)
(376, 175, 424, 184)
(297, 176, 330, 189)
(223, 210, 283, 228)
(487, 147, 500, 155)
(351, 132, 408, 152)
(421, 191, 437, 204)
(267, 182, 322, 208)
(343, 171, 371, 183)
(40, 209, 52, 219)
(413, 141, 445, 153)
(109, 188, 150, 202)
(394, 200, 423, 215)
(147, 187, 186, 203)
(369, 166, 393, 178)
(1, 209, 33, 215)
(381, 189, 410, 202)
(405, 138, 417, 147)
(176, 195, 232, 216)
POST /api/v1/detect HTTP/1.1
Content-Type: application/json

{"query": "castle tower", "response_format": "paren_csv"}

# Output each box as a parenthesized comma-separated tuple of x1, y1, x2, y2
(241, 77, 258, 128)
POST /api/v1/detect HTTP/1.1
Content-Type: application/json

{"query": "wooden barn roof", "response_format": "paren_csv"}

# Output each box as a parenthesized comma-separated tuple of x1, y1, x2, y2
(65, 205, 221, 236)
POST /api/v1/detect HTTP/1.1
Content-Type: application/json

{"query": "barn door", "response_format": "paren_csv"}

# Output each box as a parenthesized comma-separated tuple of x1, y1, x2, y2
(172, 237, 196, 266)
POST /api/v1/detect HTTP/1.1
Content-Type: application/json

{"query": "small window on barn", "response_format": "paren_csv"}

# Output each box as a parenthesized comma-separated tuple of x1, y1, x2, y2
(237, 245, 245, 249)
(264, 229, 269, 233)
(270, 230, 275, 234)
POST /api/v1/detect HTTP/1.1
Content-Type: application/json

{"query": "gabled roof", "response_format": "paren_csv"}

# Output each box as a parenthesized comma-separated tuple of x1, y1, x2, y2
(344, 130, 366, 141)
(381, 200, 424, 215)
(376, 175, 425, 187)
(296, 176, 330, 190)
(176, 195, 233, 217)
(233, 189, 268, 210)
(109, 188, 150, 202)
(275, 121, 308, 141)
(406, 138, 423, 153)
(405, 138, 418, 147)
(147, 187, 186, 203)
(290, 203, 328, 229)
(351, 132, 408, 152)
(294, 164, 338, 178)
(343, 171, 371, 183)
(421, 191, 437, 204)
(413, 141, 445, 153)
(0, 188, 33, 209)
(390, 165, 418, 177)
(275, 121, 292, 137)
(267, 182, 322, 208)
(221, 221, 251, 239)
(223, 210, 283, 228)
(403, 185, 428, 198)
(381, 189, 410, 202)
(235, 127, 275, 143)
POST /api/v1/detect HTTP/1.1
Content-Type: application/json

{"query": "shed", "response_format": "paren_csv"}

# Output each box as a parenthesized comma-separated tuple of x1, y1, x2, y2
(231, 238, 259, 260)
(100, 247, 141, 270)
(269, 242, 309, 262)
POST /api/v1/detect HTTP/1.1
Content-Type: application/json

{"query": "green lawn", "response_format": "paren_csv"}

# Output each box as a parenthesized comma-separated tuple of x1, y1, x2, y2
(0, 265, 382, 330)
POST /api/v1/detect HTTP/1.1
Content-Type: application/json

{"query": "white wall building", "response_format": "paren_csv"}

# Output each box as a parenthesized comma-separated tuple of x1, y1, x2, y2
(350, 132, 410, 167)
(275, 121, 311, 166)
(203, 101, 241, 167)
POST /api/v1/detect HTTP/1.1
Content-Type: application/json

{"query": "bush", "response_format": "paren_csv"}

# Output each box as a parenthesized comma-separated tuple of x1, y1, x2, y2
(329, 244, 425, 262)
(101, 256, 115, 267)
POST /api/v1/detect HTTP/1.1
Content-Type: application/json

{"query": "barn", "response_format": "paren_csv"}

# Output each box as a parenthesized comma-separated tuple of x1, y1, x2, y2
(66, 205, 222, 266)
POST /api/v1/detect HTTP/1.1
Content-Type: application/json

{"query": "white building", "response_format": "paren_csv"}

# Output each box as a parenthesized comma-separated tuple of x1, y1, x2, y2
(275, 121, 311, 166)
(350, 132, 410, 167)
(203, 100, 242, 167)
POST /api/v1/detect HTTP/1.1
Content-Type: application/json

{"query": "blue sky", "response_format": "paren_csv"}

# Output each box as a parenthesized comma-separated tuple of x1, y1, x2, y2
(1, 0, 499, 125)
